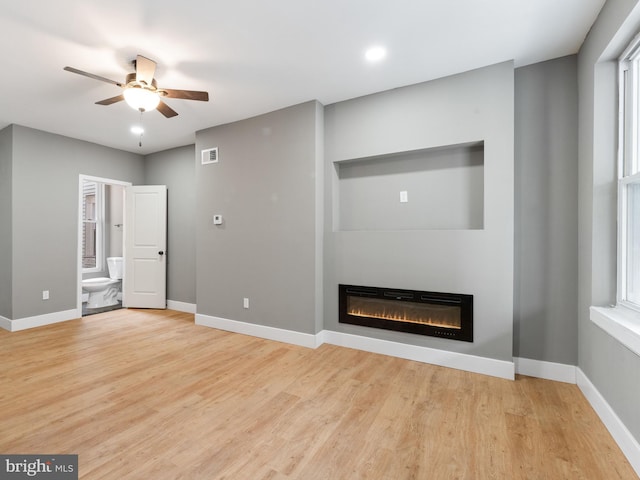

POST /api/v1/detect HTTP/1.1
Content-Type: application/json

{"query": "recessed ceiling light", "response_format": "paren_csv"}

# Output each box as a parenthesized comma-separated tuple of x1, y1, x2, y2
(365, 46, 387, 62)
(131, 126, 144, 135)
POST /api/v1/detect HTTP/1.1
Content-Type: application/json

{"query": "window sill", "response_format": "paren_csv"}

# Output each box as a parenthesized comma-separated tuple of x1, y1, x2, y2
(590, 305, 640, 357)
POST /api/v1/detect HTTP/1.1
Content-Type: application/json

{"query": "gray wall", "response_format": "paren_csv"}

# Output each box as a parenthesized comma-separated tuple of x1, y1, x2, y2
(324, 62, 515, 362)
(514, 56, 579, 364)
(195, 101, 323, 334)
(144, 145, 196, 305)
(10, 125, 144, 319)
(0, 126, 13, 319)
(578, 0, 640, 444)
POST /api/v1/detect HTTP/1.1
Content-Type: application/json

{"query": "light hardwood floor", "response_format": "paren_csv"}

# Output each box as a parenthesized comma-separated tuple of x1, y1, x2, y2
(0, 309, 637, 479)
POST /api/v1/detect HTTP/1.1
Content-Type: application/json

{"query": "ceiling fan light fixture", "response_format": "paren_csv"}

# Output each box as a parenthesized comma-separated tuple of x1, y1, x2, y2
(123, 87, 160, 112)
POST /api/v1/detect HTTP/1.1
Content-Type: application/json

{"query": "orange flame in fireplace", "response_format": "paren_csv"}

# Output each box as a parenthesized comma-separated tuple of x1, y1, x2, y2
(347, 297, 462, 330)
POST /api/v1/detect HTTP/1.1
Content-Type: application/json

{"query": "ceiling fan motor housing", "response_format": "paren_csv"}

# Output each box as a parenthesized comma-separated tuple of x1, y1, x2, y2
(126, 73, 158, 91)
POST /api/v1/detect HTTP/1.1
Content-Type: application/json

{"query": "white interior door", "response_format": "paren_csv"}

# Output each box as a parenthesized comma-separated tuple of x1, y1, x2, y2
(124, 185, 167, 309)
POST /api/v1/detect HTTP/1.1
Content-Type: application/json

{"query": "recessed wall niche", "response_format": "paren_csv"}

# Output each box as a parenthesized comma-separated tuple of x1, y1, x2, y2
(335, 142, 484, 231)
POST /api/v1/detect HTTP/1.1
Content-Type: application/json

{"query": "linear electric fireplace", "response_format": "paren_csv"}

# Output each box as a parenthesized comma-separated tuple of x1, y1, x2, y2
(339, 285, 473, 342)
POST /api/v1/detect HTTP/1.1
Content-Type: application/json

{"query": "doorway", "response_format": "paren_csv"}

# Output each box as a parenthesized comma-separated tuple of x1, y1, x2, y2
(77, 175, 132, 316)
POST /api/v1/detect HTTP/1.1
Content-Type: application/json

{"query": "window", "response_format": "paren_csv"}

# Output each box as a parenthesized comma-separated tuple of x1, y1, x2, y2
(619, 37, 640, 311)
(82, 181, 103, 272)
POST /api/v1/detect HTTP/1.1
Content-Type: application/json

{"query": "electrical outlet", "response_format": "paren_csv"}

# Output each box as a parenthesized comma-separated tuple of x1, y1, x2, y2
(243, 297, 249, 309)
(42, 290, 49, 300)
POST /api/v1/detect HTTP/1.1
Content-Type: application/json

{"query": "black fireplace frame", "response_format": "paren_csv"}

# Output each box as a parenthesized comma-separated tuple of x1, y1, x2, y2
(339, 284, 473, 342)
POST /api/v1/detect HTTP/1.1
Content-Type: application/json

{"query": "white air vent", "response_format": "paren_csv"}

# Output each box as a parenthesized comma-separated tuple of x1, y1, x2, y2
(201, 147, 219, 165)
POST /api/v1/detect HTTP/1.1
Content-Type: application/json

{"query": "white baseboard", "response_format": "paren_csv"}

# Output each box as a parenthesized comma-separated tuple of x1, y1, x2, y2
(195, 314, 321, 348)
(322, 330, 515, 380)
(7, 309, 81, 332)
(167, 300, 196, 314)
(195, 314, 514, 379)
(0, 315, 11, 331)
(514, 357, 577, 384)
(577, 368, 640, 477)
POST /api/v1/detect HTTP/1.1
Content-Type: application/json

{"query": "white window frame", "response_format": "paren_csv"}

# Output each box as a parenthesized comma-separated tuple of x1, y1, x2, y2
(591, 34, 640, 358)
(82, 180, 104, 274)
(618, 35, 640, 312)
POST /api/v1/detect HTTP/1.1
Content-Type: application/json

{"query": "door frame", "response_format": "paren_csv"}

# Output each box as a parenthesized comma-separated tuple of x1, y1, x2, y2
(77, 175, 132, 315)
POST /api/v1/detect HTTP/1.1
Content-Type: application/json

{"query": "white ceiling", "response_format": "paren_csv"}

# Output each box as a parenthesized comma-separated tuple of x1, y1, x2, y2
(0, 0, 605, 155)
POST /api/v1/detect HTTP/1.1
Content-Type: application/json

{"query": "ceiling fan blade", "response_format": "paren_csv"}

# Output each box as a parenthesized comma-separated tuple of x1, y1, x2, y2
(160, 89, 209, 101)
(64, 66, 122, 86)
(135, 55, 157, 86)
(95, 95, 125, 105)
(157, 100, 178, 118)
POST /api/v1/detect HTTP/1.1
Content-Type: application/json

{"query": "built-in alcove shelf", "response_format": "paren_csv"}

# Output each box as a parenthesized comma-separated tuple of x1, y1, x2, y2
(335, 141, 485, 231)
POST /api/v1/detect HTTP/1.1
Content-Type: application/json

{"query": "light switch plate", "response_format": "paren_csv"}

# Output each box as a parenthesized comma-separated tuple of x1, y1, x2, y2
(213, 214, 223, 225)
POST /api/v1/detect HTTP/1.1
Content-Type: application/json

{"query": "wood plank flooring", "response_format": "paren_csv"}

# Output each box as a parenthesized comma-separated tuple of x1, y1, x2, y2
(0, 309, 636, 479)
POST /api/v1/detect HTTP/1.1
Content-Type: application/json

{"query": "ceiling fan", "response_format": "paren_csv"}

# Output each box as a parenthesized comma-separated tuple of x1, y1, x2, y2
(64, 55, 209, 118)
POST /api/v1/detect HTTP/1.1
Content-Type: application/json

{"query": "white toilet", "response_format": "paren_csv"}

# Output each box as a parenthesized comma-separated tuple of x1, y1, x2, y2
(82, 257, 123, 309)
